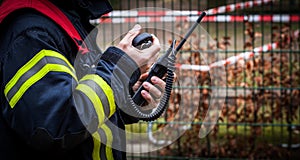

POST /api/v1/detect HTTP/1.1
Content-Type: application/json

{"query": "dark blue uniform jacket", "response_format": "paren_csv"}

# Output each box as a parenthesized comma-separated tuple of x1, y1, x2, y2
(0, 0, 140, 159)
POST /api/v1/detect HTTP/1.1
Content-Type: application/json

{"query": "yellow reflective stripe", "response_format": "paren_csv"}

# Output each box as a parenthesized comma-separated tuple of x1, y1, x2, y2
(97, 79, 116, 118)
(92, 132, 101, 160)
(4, 49, 75, 96)
(8, 64, 77, 108)
(76, 84, 105, 127)
(80, 74, 116, 117)
(101, 124, 114, 160)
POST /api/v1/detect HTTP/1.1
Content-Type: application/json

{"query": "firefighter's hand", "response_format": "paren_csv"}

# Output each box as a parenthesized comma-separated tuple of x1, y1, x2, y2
(132, 73, 165, 110)
(117, 24, 161, 74)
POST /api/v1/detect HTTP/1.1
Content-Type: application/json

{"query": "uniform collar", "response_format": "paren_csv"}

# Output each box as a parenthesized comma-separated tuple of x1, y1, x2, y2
(80, 0, 113, 20)
(50, 0, 113, 20)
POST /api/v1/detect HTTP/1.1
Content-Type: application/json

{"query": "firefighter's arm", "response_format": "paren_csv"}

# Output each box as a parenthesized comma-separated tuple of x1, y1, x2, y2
(1, 12, 124, 151)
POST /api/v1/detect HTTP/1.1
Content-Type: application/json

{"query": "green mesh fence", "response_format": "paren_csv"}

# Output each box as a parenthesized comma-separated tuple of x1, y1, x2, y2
(98, 0, 300, 159)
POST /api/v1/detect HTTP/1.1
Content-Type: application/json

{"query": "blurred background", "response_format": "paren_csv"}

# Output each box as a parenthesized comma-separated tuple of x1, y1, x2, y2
(96, 0, 300, 159)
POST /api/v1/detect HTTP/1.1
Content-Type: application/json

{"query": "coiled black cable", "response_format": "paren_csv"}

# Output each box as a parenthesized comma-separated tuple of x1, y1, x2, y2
(126, 51, 176, 122)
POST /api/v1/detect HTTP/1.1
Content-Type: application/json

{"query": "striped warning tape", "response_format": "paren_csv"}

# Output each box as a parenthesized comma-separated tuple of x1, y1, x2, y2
(90, 0, 280, 24)
(206, 0, 274, 15)
(99, 0, 274, 17)
(176, 42, 278, 71)
(90, 14, 300, 24)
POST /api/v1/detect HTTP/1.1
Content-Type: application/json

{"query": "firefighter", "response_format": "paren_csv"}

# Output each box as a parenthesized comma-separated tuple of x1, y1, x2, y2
(0, 0, 164, 159)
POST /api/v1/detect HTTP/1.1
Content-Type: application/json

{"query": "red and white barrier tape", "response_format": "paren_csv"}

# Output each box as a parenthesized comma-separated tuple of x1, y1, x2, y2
(206, 0, 274, 15)
(201, 14, 299, 23)
(91, 0, 279, 24)
(176, 42, 278, 71)
(99, 0, 274, 17)
(90, 14, 300, 24)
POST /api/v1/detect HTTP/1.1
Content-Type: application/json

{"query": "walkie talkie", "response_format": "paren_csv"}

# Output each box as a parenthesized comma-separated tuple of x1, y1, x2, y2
(132, 11, 207, 107)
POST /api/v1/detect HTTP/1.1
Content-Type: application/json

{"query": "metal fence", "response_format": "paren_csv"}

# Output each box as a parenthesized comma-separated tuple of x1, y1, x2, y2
(96, 0, 300, 159)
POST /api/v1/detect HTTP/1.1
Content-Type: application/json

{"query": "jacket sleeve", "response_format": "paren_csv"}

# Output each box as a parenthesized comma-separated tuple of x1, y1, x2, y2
(0, 11, 138, 151)
(97, 47, 141, 124)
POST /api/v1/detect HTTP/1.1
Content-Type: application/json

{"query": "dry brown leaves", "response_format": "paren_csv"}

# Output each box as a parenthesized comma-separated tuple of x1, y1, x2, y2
(158, 20, 300, 158)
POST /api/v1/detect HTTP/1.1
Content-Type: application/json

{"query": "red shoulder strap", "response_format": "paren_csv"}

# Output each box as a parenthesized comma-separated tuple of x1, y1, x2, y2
(0, 0, 88, 54)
